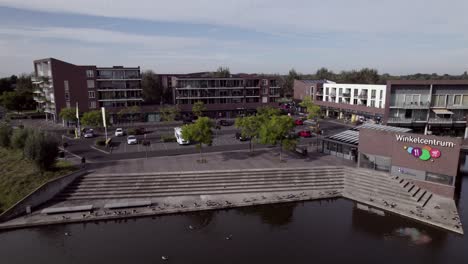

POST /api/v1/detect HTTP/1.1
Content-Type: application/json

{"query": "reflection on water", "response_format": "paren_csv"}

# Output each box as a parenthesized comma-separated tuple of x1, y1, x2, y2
(0, 173, 466, 264)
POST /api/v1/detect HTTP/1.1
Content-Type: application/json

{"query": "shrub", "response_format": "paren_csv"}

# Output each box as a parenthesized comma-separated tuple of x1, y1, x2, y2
(161, 135, 176, 142)
(24, 131, 59, 171)
(127, 128, 137, 135)
(11, 128, 31, 150)
(0, 124, 12, 148)
(95, 139, 106, 146)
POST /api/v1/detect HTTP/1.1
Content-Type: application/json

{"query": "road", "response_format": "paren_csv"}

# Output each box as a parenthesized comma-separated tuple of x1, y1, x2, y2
(56, 119, 353, 162)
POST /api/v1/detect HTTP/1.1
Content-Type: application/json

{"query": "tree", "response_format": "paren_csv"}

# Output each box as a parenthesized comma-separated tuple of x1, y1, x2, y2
(159, 105, 180, 122)
(1, 91, 24, 112)
(141, 70, 163, 104)
(81, 110, 109, 127)
(59, 107, 77, 123)
(284, 68, 300, 97)
(258, 115, 296, 161)
(192, 101, 206, 118)
(256, 106, 281, 123)
(181, 117, 213, 162)
(11, 127, 31, 150)
(0, 124, 12, 148)
(0, 76, 15, 95)
(214, 66, 230, 78)
(24, 131, 59, 171)
(15, 74, 33, 93)
(315, 67, 334, 81)
(118, 105, 141, 124)
(235, 116, 261, 153)
(299, 96, 321, 119)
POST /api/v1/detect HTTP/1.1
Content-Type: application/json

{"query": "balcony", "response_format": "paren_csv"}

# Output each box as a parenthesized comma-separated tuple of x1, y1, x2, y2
(428, 118, 453, 124)
(358, 93, 368, 99)
(447, 104, 468, 109)
(387, 117, 414, 124)
(342, 92, 351, 97)
(390, 102, 430, 109)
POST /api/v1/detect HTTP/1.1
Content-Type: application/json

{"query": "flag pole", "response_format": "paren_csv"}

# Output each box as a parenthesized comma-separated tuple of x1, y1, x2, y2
(76, 102, 81, 138)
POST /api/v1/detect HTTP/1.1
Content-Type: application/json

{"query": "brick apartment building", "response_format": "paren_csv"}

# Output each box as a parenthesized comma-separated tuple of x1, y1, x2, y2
(384, 80, 468, 138)
(32, 58, 142, 122)
(171, 75, 281, 118)
(293, 79, 335, 101)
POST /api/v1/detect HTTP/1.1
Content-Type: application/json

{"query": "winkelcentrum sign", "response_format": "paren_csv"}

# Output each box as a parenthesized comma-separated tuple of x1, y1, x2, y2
(395, 135, 456, 148)
(395, 134, 456, 162)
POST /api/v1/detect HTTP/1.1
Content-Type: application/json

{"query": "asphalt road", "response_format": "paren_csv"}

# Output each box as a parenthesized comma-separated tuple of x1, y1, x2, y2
(60, 119, 351, 162)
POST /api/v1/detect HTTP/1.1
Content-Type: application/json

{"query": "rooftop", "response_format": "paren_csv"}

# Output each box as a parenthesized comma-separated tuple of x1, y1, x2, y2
(327, 123, 412, 146)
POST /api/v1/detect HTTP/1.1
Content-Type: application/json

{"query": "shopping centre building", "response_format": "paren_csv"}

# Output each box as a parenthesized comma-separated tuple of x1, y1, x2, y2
(321, 123, 462, 198)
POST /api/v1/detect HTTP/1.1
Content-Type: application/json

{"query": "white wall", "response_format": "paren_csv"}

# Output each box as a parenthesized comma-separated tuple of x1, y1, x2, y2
(322, 83, 386, 109)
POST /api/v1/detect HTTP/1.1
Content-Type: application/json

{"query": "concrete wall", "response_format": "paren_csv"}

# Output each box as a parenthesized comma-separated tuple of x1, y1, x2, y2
(0, 169, 88, 222)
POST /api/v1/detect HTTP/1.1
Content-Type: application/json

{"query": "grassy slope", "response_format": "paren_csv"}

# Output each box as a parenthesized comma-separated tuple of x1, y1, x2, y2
(0, 148, 76, 213)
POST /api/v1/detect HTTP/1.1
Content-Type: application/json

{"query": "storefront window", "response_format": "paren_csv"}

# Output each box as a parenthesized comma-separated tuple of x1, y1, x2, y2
(426, 172, 453, 185)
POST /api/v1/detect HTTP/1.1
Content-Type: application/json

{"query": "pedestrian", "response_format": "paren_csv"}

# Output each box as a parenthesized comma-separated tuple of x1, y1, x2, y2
(81, 156, 86, 168)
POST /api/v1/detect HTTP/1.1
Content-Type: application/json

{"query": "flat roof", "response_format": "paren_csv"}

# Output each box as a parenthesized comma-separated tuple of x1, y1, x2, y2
(326, 123, 412, 146)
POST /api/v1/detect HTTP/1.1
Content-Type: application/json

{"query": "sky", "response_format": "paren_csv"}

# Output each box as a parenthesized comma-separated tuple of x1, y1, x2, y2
(0, 0, 467, 77)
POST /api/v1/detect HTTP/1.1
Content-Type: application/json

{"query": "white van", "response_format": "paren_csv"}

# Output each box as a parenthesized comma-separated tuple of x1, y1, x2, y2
(174, 127, 190, 145)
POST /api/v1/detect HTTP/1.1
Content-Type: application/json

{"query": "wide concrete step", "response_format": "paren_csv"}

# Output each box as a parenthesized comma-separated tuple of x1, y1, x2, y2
(83, 169, 345, 181)
(345, 170, 396, 184)
(61, 181, 345, 196)
(344, 181, 414, 203)
(342, 188, 419, 208)
(72, 174, 345, 187)
(86, 167, 345, 179)
(56, 185, 344, 200)
(344, 174, 412, 194)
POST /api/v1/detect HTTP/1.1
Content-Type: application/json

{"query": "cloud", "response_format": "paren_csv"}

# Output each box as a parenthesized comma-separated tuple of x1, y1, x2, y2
(0, 0, 467, 36)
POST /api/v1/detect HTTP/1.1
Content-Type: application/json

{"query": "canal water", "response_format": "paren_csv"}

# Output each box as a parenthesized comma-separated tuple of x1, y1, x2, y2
(0, 177, 466, 264)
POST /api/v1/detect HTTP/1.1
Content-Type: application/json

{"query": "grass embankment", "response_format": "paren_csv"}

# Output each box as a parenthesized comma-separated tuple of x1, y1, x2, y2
(0, 148, 77, 213)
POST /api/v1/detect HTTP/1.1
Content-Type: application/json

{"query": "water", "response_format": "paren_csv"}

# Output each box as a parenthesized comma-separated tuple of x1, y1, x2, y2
(0, 177, 466, 264)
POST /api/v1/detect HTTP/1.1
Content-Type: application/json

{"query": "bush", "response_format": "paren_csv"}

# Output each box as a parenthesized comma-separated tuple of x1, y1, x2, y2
(161, 135, 176, 142)
(24, 131, 59, 171)
(127, 128, 137, 135)
(95, 139, 106, 146)
(0, 124, 12, 148)
(11, 128, 31, 150)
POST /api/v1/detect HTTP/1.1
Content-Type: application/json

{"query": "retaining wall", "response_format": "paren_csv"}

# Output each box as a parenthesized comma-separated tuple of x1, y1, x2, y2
(0, 169, 88, 222)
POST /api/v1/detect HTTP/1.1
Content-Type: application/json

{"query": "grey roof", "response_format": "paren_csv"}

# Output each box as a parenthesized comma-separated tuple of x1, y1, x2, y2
(326, 123, 412, 146)
(299, 79, 334, 85)
(354, 123, 412, 133)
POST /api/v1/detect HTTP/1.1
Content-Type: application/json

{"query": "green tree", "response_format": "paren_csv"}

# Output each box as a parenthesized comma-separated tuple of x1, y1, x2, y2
(81, 110, 109, 127)
(1, 91, 26, 112)
(256, 106, 281, 123)
(258, 115, 296, 161)
(181, 117, 213, 162)
(59, 107, 77, 123)
(24, 131, 59, 171)
(141, 70, 163, 104)
(0, 124, 12, 148)
(214, 66, 230, 78)
(118, 105, 141, 124)
(11, 127, 31, 150)
(235, 115, 261, 153)
(159, 105, 180, 122)
(284, 68, 300, 97)
(15, 74, 33, 93)
(299, 96, 321, 119)
(315, 67, 334, 80)
(192, 101, 206, 118)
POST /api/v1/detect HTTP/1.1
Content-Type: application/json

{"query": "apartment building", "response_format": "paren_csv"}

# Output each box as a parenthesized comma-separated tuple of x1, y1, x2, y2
(318, 83, 387, 120)
(172, 75, 281, 118)
(293, 79, 335, 101)
(384, 80, 468, 137)
(32, 58, 142, 122)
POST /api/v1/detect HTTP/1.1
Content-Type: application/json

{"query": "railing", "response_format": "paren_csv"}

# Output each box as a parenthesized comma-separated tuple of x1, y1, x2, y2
(387, 117, 416, 123)
(342, 92, 351, 97)
(428, 118, 453, 124)
(358, 93, 368, 99)
(390, 102, 430, 108)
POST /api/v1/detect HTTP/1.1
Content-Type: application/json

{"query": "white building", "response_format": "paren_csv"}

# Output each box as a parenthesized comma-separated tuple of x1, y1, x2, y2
(322, 83, 387, 109)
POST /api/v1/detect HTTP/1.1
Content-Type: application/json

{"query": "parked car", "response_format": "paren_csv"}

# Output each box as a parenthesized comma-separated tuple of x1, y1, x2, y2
(298, 130, 312, 138)
(218, 119, 232, 126)
(127, 135, 138, 145)
(115, 128, 124, 136)
(235, 132, 250, 141)
(83, 129, 94, 138)
(295, 119, 304, 126)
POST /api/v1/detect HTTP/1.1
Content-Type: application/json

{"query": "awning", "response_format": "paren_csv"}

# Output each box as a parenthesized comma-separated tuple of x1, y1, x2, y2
(432, 109, 454, 115)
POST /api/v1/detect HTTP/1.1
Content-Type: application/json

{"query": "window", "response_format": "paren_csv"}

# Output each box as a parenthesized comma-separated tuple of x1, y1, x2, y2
(353, 89, 358, 96)
(379, 91, 383, 99)
(463, 95, 468, 105)
(87, 80, 95, 89)
(86, 70, 94, 78)
(370, 100, 376, 107)
(64, 80, 69, 92)
(325, 88, 329, 95)
(65, 92, 70, 101)
(454, 95, 462, 105)
(371, 90, 376, 98)
(353, 99, 358, 104)
(89, 101, 97, 109)
(431, 95, 447, 107)
(339, 88, 342, 96)
(88, 91, 95, 99)
(262, 79, 268, 86)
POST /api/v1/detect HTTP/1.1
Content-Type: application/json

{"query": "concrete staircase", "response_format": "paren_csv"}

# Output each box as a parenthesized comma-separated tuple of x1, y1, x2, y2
(343, 168, 432, 208)
(55, 167, 345, 200)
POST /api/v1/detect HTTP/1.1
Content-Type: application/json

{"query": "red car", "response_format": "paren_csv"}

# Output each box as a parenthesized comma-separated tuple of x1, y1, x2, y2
(295, 119, 304, 126)
(298, 130, 312, 138)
